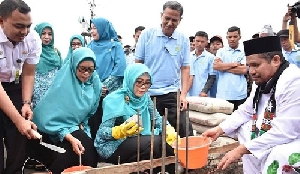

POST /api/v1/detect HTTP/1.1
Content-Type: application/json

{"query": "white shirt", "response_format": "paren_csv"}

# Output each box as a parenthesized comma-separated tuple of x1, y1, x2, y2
(219, 64, 300, 160)
(0, 28, 41, 82)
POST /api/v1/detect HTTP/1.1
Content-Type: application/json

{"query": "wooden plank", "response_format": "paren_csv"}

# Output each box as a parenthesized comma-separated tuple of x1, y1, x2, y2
(83, 142, 239, 174)
(87, 156, 176, 174)
(209, 142, 239, 154)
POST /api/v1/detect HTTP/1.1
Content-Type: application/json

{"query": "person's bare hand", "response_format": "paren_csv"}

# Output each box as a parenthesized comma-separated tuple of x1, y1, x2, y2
(21, 104, 33, 120)
(217, 147, 243, 170)
(15, 117, 38, 139)
(283, 12, 291, 22)
(214, 58, 223, 64)
(202, 126, 224, 141)
(200, 92, 208, 97)
(234, 62, 242, 67)
(70, 137, 85, 155)
(180, 94, 188, 111)
(102, 86, 108, 97)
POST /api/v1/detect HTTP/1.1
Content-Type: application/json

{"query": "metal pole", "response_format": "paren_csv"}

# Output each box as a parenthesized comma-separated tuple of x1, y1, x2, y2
(137, 109, 141, 174)
(150, 97, 156, 174)
(185, 105, 190, 174)
(175, 89, 180, 174)
(161, 108, 168, 174)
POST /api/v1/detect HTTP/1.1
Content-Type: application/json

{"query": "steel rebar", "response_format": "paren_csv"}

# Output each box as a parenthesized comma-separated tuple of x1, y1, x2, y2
(175, 89, 180, 174)
(161, 108, 168, 174)
(137, 109, 141, 174)
(150, 97, 156, 174)
(185, 106, 190, 174)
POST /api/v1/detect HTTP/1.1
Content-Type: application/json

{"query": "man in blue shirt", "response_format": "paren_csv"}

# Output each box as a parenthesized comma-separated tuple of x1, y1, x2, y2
(277, 29, 300, 67)
(189, 36, 195, 52)
(188, 31, 216, 97)
(135, 1, 193, 137)
(209, 35, 224, 97)
(213, 26, 248, 111)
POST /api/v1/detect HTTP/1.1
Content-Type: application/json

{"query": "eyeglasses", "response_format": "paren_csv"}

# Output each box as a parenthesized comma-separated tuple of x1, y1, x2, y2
(71, 42, 82, 47)
(135, 80, 151, 88)
(77, 66, 95, 74)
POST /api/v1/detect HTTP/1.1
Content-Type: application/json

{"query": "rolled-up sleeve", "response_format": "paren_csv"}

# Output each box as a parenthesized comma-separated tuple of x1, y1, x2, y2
(181, 37, 190, 67)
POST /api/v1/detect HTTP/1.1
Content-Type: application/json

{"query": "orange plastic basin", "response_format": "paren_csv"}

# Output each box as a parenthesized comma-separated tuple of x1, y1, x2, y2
(173, 136, 211, 169)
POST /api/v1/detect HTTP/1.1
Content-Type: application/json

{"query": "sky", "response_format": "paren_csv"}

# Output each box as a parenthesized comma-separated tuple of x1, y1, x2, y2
(24, 0, 295, 58)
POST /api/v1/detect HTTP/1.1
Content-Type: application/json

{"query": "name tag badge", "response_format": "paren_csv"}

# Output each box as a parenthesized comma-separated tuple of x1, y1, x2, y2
(15, 69, 20, 84)
(0, 51, 6, 61)
(15, 59, 22, 84)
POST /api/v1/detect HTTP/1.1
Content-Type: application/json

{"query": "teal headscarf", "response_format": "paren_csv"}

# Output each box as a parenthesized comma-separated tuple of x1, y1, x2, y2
(87, 17, 126, 81)
(33, 47, 102, 139)
(64, 35, 85, 64)
(102, 63, 158, 136)
(34, 22, 62, 74)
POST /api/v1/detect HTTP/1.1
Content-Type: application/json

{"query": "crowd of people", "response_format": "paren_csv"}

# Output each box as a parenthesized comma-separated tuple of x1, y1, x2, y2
(0, 0, 300, 173)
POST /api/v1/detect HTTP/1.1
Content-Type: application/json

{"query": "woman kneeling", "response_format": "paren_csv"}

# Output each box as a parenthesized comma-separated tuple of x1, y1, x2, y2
(95, 63, 178, 173)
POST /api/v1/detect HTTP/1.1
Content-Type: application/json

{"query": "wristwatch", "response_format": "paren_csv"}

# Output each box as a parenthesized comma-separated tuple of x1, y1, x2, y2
(22, 100, 33, 108)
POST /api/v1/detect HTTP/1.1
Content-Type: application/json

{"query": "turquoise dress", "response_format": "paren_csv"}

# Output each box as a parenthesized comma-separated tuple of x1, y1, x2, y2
(33, 47, 101, 142)
(32, 22, 62, 108)
(87, 17, 126, 93)
(94, 64, 166, 159)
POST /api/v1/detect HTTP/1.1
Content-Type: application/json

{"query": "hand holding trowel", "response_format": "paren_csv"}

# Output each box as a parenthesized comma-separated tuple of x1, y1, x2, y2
(31, 129, 66, 153)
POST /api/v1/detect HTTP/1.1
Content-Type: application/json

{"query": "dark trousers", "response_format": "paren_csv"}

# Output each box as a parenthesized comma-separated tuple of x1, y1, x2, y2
(0, 81, 27, 174)
(88, 97, 103, 141)
(107, 135, 175, 174)
(26, 130, 97, 174)
(227, 98, 247, 111)
(151, 92, 193, 138)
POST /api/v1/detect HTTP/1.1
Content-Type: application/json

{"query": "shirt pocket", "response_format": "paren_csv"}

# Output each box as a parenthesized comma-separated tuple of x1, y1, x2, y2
(0, 57, 6, 69)
(14, 47, 29, 68)
(165, 46, 181, 60)
(0, 44, 6, 68)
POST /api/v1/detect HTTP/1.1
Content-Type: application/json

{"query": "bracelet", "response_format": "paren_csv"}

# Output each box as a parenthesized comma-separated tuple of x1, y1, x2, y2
(22, 100, 32, 105)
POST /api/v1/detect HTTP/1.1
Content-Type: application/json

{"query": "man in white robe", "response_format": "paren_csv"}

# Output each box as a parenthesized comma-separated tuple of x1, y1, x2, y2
(203, 36, 300, 174)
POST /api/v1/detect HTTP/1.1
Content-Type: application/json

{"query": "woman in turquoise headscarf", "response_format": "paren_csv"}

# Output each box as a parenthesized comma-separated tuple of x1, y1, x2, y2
(88, 17, 126, 92)
(94, 63, 177, 173)
(88, 17, 126, 140)
(32, 22, 62, 108)
(27, 47, 101, 173)
(64, 34, 85, 64)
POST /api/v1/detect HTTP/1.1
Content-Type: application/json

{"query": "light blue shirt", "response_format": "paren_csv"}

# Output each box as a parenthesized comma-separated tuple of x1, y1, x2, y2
(126, 52, 135, 66)
(283, 49, 300, 68)
(215, 46, 247, 100)
(135, 27, 190, 96)
(189, 50, 216, 96)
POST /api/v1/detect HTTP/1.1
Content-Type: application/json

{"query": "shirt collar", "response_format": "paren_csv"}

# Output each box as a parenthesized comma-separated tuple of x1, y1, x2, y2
(0, 28, 9, 43)
(284, 48, 298, 53)
(226, 45, 243, 51)
(156, 25, 179, 40)
(193, 50, 208, 58)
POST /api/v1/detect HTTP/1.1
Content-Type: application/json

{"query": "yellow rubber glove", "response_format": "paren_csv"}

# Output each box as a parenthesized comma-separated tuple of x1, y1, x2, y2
(166, 125, 179, 146)
(112, 120, 143, 139)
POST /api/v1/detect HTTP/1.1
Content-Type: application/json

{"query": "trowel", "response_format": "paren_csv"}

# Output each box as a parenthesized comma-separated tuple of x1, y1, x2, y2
(32, 130, 66, 153)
